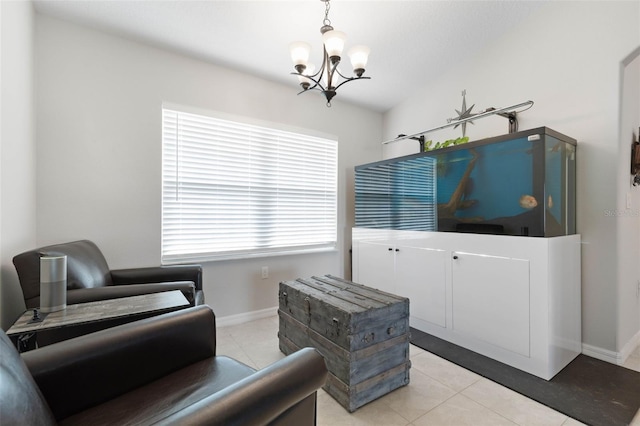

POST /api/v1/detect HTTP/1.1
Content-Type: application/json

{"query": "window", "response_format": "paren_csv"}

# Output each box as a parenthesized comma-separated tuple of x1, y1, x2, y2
(161, 108, 338, 263)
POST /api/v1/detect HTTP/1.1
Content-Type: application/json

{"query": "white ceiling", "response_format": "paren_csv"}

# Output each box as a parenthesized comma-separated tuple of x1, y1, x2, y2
(32, 0, 548, 112)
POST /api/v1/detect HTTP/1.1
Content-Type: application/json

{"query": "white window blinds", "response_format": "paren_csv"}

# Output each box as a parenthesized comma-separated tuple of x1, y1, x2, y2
(162, 109, 338, 263)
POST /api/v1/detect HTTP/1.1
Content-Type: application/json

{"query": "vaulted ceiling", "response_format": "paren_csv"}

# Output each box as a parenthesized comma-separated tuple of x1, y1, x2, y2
(33, 0, 548, 112)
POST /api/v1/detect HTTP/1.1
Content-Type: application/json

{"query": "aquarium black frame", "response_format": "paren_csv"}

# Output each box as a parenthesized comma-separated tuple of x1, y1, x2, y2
(356, 127, 577, 237)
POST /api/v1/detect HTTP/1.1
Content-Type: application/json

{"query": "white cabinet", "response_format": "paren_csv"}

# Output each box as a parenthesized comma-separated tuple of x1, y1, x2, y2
(354, 240, 447, 329)
(396, 246, 447, 328)
(352, 228, 581, 380)
(356, 241, 395, 294)
(451, 252, 530, 357)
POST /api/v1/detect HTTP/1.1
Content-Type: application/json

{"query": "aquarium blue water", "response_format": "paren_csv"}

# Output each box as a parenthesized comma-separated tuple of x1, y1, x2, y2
(436, 136, 533, 220)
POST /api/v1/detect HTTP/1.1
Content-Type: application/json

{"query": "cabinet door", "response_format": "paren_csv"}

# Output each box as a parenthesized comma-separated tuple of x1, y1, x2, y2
(451, 252, 530, 357)
(395, 246, 447, 327)
(357, 241, 396, 294)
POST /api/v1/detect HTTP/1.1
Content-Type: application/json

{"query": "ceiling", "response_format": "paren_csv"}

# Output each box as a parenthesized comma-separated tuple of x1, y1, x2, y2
(32, 0, 548, 112)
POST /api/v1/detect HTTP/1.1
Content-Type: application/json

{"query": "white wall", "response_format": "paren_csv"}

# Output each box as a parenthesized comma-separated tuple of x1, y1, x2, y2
(0, 0, 37, 330)
(617, 47, 640, 360)
(34, 14, 382, 320)
(382, 1, 640, 357)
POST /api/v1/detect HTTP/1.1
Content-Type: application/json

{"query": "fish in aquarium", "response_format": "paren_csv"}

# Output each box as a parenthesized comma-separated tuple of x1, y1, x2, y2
(519, 195, 538, 209)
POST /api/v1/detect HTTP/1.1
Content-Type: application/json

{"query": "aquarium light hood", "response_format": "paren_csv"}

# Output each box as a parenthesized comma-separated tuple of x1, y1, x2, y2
(382, 100, 534, 146)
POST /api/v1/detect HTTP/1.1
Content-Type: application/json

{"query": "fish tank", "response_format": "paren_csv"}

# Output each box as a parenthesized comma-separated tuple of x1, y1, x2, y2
(354, 127, 576, 237)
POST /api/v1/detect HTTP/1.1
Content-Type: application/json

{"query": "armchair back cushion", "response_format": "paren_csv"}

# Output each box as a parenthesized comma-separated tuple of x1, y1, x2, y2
(13, 240, 113, 305)
(0, 332, 56, 426)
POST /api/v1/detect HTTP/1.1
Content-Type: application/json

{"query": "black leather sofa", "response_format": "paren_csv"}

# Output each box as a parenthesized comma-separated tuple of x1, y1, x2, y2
(0, 305, 328, 426)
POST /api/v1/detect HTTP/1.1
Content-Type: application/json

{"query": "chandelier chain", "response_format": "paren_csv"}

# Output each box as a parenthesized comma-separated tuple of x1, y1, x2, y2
(323, 0, 331, 27)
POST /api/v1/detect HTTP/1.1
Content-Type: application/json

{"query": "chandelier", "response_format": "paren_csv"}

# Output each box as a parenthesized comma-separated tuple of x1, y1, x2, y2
(289, 0, 371, 107)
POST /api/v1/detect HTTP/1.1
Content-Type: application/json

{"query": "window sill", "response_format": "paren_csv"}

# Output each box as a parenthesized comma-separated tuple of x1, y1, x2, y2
(162, 246, 338, 265)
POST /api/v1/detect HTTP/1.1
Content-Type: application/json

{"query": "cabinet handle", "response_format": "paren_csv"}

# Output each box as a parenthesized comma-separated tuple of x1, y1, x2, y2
(395, 248, 400, 252)
(453, 255, 459, 260)
(388, 247, 393, 251)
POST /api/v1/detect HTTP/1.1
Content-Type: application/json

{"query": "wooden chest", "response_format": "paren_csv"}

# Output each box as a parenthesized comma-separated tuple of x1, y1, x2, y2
(278, 275, 410, 412)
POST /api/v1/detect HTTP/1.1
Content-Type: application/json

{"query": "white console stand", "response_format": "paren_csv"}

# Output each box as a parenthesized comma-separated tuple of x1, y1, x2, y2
(352, 228, 581, 380)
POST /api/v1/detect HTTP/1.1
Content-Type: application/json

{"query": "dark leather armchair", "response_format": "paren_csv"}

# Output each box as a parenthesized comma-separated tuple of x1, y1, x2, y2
(13, 240, 204, 308)
(0, 305, 328, 426)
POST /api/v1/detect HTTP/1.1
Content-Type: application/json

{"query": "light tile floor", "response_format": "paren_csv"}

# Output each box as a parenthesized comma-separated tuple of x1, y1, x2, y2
(217, 315, 640, 426)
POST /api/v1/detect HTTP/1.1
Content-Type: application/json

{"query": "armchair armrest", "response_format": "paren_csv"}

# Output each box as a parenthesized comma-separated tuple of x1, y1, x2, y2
(23, 306, 216, 421)
(68, 282, 196, 305)
(156, 347, 328, 426)
(110, 265, 202, 291)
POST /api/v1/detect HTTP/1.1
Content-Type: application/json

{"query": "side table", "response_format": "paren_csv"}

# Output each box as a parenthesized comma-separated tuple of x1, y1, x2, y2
(7, 290, 190, 351)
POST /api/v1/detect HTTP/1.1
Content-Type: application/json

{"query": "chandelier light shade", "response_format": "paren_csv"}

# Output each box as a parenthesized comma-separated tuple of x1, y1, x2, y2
(289, 42, 311, 71)
(289, 0, 370, 107)
(348, 45, 370, 77)
(321, 30, 346, 60)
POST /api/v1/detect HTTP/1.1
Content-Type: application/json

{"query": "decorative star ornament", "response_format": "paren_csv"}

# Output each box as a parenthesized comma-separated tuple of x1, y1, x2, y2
(453, 90, 476, 137)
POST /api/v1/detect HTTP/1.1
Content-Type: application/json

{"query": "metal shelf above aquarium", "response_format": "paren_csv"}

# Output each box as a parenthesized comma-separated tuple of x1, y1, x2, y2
(382, 100, 535, 148)
(355, 127, 577, 237)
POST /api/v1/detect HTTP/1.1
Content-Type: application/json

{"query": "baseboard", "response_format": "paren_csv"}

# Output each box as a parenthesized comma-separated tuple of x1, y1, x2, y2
(582, 330, 640, 366)
(619, 329, 640, 364)
(215, 306, 278, 327)
(581, 343, 622, 365)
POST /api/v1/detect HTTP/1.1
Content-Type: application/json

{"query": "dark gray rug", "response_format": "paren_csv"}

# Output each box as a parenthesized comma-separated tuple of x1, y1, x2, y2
(410, 328, 640, 426)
